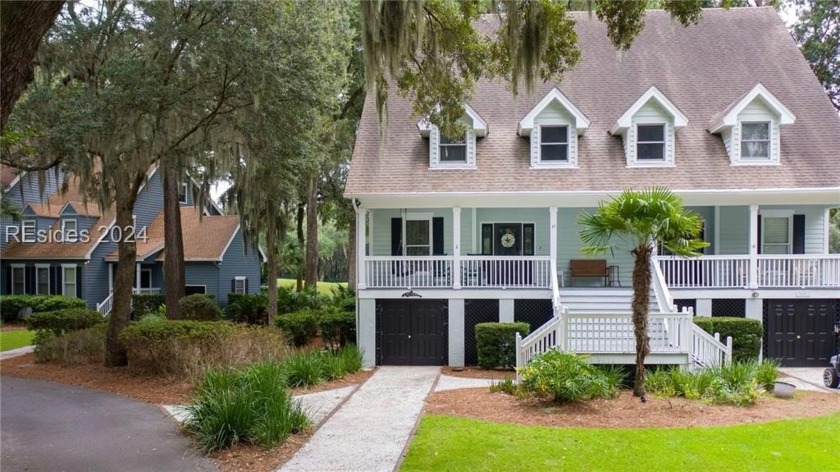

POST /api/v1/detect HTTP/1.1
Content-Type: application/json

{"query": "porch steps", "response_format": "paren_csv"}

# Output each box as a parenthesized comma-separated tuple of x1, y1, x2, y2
(558, 289, 660, 314)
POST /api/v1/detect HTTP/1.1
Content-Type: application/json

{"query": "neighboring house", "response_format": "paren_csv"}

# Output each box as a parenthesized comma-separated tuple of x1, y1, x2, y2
(345, 9, 840, 369)
(0, 165, 263, 312)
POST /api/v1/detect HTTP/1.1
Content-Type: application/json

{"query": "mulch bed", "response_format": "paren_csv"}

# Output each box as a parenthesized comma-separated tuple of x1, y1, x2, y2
(442, 366, 515, 380)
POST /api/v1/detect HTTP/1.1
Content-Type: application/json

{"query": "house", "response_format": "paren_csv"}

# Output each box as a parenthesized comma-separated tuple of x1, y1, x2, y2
(0, 165, 263, 313)
(344, 8, 840, 369)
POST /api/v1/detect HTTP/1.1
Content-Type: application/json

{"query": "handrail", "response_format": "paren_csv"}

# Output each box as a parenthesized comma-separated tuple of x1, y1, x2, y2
(516, 258, 565, 378)
(96, 291, 114, 317)
(690, 324, 733, 369)
(651, 258, 675, 314)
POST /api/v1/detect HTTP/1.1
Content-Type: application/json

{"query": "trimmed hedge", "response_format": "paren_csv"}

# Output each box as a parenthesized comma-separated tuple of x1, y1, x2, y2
(475, 322, 530, 369)
(120, 317, 234, 343)
(318, 308, 355, 349)
(132, 294, 165, 317)
(26, 308, 104, 336)
(276, 310, 320, 346)
(693, 317, 762, 362)
(179, 294, 222, 321)
(1, 295, 87, 321)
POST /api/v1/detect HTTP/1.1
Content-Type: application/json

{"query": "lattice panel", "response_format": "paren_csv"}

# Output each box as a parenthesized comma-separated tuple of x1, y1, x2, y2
(464, 299, 499, 365)
(514, 299, 553, 334)
(673, 299, 697, 315)
(712, 299, 745, 318)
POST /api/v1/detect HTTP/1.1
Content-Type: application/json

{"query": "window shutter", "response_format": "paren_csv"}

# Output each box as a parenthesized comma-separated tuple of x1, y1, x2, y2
(756, 215, 762, 255)
(4, 266, 11, 294)
(245, 278, 250, 293)
(432, 217, 444, 255)
(429, 127, 440, 166)
(391, 218, 402, 256)
(51, 266, 58, 295)
(26, 266, 35, 295)
(76, 267, 82, 298)
(792, 214, 805, 254)
(231, 278, 236, 293)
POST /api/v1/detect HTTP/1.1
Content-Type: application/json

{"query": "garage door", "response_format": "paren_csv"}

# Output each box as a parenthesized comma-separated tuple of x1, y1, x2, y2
(765, 299, 837, 367)
(377, 299, 447, 366)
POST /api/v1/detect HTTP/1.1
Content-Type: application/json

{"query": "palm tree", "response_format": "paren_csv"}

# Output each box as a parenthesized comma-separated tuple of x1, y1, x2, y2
(578, 187, 707, 400)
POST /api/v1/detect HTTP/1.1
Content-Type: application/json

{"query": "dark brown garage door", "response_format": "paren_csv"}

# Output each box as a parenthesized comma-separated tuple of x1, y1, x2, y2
(377, 299, 447, 366)
(765, 299, 837, 367)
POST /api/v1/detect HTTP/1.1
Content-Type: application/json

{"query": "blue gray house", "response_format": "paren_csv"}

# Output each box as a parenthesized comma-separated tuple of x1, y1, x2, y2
(0, 165, 263, 313)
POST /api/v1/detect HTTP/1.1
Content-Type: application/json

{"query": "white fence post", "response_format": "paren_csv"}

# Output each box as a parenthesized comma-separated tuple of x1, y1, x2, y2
(725, 336, 733, 365)
(515, 332, 523, 382)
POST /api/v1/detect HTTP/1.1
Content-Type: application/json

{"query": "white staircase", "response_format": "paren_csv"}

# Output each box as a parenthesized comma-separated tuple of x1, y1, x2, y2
(558, 288, 659, 314)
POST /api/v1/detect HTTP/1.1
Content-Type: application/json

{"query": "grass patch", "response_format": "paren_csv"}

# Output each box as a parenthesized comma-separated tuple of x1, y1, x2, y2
(0, 329, 36, 351)
(402, 414, 840, 471)
(277, 278, 346, 295)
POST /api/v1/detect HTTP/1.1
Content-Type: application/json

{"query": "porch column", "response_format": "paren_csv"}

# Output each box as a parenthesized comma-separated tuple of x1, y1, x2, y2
(748, 204, 759, 289)
(453, 207, 461, 289)
(549, 207, 558, 286)
(356, 208, 367, 290)
(448, 299, 465, 366)
(358, 298, 376, 368)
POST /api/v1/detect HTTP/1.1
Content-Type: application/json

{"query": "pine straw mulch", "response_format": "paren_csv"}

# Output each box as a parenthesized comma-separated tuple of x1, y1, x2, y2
(425, 387, 840, 429)
(442, 366, 516, 380)
(0, 354, 374, 472)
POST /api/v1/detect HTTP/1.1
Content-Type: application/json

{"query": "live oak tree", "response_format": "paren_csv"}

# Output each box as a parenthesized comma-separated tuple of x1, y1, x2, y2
(578, 188, 706, 399)
(789, 0, 839, 111)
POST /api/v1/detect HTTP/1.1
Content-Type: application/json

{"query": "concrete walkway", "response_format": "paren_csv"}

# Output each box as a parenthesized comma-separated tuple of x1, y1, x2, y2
(279, 366, 440, 472)
(779, 367, 839, 393)
(0, 345, 34, 360)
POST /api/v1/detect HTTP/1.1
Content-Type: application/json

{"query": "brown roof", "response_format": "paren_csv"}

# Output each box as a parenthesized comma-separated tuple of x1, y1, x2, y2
(1, 165, 18, 188)
(345, 8, 840, 196)
(1, 210, 115, 260)
(24, 175, 103, 217)
(104, 207, 240, 262)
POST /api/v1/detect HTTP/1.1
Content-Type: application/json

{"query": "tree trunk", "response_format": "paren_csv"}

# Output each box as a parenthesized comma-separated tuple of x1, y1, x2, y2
(105, 171, 144, 367)
(304, 174, 319, 289)
(630, 244, 652, 399)
(296, 202, 305, 292)
(347, 210, 357, 290)
(162, 165, 185, 319)
(0, 1, 65, 131)
(266, 201, 278, 326)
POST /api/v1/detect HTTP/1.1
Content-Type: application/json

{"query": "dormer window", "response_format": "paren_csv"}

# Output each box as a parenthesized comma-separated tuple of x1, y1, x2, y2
(637, 124, 666, 161)
(61, 219, 78, 243)
(540, 126, 569, 162)
(439, 134, 467, 163)
(610, 86, 687, 168)
(519, 88, 589, 169)
(740, 122, 770, 159)
(417, 104, 487, 170)
(708, 84, 795, 166)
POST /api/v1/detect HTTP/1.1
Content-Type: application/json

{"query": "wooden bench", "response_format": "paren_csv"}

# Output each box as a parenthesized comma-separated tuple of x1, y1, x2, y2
(570, 259, 610, 287)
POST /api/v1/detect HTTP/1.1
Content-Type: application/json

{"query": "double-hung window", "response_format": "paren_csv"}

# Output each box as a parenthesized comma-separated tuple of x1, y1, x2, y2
(637, 124, 665, 160)
(11, 265, 25, 294)
(62, 219, 78, 243)
(741, 122, 770, 159)
(762, 216, 791, 254)
(405, 219, 431, 256)
(62, 265, 78, 298)
(36, 265, 50, 294)
(234, 276, 247, 294)
(179, 182, 189, 204)
(439, 134, 467, 163)
(540, 126, 569, 162)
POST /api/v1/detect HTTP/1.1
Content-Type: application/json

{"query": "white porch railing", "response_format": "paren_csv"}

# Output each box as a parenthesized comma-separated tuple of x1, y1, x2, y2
(691, 327, 733, 369)
(654, 254, 840, 289)
(365, 255, 551, 289)
(96, 291, 114, 316)
(133, 287, 162, 295)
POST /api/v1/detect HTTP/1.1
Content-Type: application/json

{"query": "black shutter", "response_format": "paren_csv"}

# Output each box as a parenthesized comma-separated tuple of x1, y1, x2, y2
(4, 266, 11, 294)
(26, 266, 35, 295)
(756, 214, 762, 255)
(231, 278, 236, 293)
(792, 214, 805, 254)
(432, 217, 444, 255)
(76, 266, 82, 298)
(245, 278, 250, 293)
(50, 266, 57, 295)
(390, 218, 402, 256)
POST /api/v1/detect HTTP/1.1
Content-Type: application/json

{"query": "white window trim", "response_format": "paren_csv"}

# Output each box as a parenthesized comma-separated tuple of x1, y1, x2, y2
(635, 123, 667, 162)
(10, 264, 26, 294)
(234, 276, 247, 294)
(403, 216, 433, 256)
(760, 211, 793, 255)
(35, 264, 51, 295)
(533, 124, 576, 169)
(179, 182, 189, 204)
(429, 126, 477, 170)
(61, 219, 78, 243)
(438, 131, 468, 164)
(61, 264, 78, 298)
(626, 119, 675, 168)
(738, 121, 772, 161)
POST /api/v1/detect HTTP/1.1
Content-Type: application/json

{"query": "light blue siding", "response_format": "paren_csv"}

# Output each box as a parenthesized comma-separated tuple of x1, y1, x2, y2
(85, 239, 118, 308)
(718, 204, 831, 254)
(217, 228, 262, 305)
(185, 262, 220, 303)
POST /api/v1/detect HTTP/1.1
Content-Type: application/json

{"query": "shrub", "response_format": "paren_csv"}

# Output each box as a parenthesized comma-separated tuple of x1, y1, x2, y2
(26, 308, 104, 336)
(226, 293, 268, 325)
(693, 317, 763, 361)
(755, 359, 780, 392)
(318, 308, 355, 349)
(276, 310, 320, 347)
(646, 361, 768, 406)
(179, 294, 223, 321)
(1, 295, 87, 321)
(184, 363, 309, 452)
(329, 285, 356, 312)
(283, 350, 325, 387)
(277, 286, 325, 314)
(518, 351, 620, 403)
(131, 294, 166, 318)
(33, 324, 107, 364)
(120, 318, 290, 378)
(489, 378, 519, 395)
(475, 322, 530, 369)
(335, 344, 363, 374)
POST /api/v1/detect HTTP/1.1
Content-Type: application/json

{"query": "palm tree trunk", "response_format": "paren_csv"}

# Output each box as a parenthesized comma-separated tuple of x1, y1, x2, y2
(631, 244, 652, 399)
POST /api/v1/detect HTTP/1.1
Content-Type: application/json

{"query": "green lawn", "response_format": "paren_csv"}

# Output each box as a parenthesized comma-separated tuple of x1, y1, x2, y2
(402, 413, 840, 471)
(277, 278, 347, 295)
(0, 330, 36, 352)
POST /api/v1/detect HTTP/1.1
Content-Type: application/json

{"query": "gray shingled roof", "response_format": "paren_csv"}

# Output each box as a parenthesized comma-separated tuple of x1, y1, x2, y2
(346, 8, 840, 197)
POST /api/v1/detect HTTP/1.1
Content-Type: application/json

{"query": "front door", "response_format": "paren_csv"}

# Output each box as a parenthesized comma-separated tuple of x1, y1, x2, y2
(378, 299, 447, 365)
(766, 299, 837, 367)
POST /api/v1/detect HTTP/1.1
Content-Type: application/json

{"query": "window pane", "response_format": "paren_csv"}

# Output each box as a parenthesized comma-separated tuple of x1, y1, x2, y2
(763, 244, 789, 255)
(741, 141, 769, 158)
(440, 134, 465, 145)
(637, 125, 664, 142)
(12, 268, 24, 294)
(439, 145, 466, 162)
(37, 267, 50, 294)
(63, 267, 76, 297)
(540, 144, 568, 161)
(637, 143, 665, 160)
(541, 126, 568, 144)
(406, 220, 429, 246)
(406, 246, 429, 256)
(742, 122, 769, 140)
(763, 217, 789, 244)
